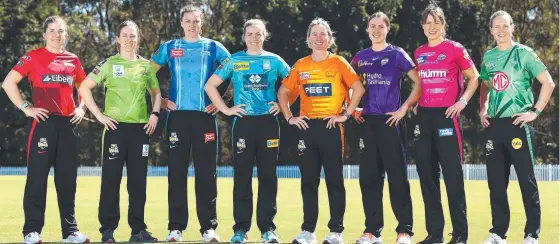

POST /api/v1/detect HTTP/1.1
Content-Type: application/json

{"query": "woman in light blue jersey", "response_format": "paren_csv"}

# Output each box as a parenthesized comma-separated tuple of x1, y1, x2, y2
(205, 19, 290, 244)
(150, 5, 230, 243)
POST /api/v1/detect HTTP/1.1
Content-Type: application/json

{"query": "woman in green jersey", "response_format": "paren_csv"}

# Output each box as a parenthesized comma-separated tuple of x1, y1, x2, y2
(78, 20, 162, 243)
(480, 10, 555, 244)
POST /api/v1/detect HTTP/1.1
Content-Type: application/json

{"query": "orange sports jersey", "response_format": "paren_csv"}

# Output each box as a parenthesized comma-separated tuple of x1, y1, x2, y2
(282, 54, 359, 118)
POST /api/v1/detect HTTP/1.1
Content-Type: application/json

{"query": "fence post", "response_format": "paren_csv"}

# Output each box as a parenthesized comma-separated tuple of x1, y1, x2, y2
(549, 164, 553, 181)
(465, 164, 469, 180)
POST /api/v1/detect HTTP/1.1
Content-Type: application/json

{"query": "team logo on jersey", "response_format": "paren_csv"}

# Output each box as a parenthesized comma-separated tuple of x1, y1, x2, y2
(414, 125, 420, 138)
(233, 62, 249, 71)
(325, 70, 336, 77)
(170, 49, 184, 58)
(437, 54, 447, 60)
(491, 72, 510, 92)
(263, 60, 271, 70)
(438, 128, 454, 137)
(359, 138, 365, 150)
(485, 140, 494, 155)
(511, 138, 522, 149)
(112, 65, 125, 77)
(42, 74, 74, 85)
(38, 138, 48, 150)
(303, 83, 332, 97)
(142, 144, 149, 157)
(267, 139, 279, 148)
(299, 72, 310, 80)
(237, 138, 246, 151)
(416, 56, 426, 65)
(358, 60, 373, 67)
(381, 58, 389, 66)
(169, 132, 179, 145)
(298, 140, 306, 151)
(204, 133, 216, 143)
(109, 144, 119, 155)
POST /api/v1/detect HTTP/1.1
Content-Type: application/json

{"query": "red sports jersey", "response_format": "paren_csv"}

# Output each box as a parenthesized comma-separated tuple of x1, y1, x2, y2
(12, 47, 86, 116)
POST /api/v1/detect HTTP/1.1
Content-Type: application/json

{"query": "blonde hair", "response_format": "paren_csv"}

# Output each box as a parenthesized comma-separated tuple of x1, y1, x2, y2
(306, 18, 336, 49)
(42, 16, 67, 33)
(243, 19, 269, 39)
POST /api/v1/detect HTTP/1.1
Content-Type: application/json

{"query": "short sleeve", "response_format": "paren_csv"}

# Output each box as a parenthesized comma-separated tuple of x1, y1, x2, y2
(215, 41, 231, 64)
(519, 48, 547, 79)
(350, 54, 360, 73)
(281, 64, 300, 92)
(276, 57, 291, 79)
(213, 57, 233, 81)
(397, 48, 415, 73)
(454, 43, 475, 70)
(151, 42, 169, 66)
(87, 59, 110, 85)
(74, 58, 87, 87)
(147, 64, 159, 90)
(338, 57, 360, 87)
(12, 52, 34, 77)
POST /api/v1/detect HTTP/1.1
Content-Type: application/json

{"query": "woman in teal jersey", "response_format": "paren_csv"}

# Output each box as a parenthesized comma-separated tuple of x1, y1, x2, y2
(205, 19, 289, 244)
(79, 20, 161, 243)
(480, 10, 555, 244)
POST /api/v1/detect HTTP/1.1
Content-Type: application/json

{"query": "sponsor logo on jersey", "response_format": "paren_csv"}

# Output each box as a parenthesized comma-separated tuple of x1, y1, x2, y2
(38, 138, 48, 150)
(299, 72, 310, 80)
(243, 74, 268, 91)
(263, 60, 271, 70)
(511, 138, 522, 149)
(267, 139, 279, 148)
(170, 49, 184, 58)
(233, 62, 249, 71)
(416, 56, 426, 65)
(16, 60, 24, 67)
(325, 70, 336, 77)
(362, 73, 390, 85)
(491, 71, 510, 92)
(112, 65, 125, 77)
(21, 55, 32, 61)
(437, 54, 447, 60)
(204, 132, 216, 143)
(419, 70, 447, 78)
(358, 60, 373, 67)
(109, 144, 119, 155)
(381, 58, 389, 66)
(142, 144, 149, 157)
(419, 52, 435, 56)
(303, 83, 332, 97)
(200, 51, 211, 56)
(42, 74, 74, 85)
(92, 68, 100, 75)
(438, 128, 454, 137)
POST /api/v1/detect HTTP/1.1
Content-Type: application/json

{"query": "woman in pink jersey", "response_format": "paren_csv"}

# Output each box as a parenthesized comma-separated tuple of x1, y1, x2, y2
(412, 4, 479, 244)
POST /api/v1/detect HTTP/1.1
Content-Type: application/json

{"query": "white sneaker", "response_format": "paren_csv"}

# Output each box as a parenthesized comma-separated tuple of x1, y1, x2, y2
(396, 233, 410, 244)
(293, 231, 317, 244)
(202, 229, 220, 242)
(356, 233, 382, 244)
(24, 232, 42, 244)
(523, 236, 538, 244)
(483, 233, 506, 244)
(323, 232, 343, 244)
(61, 231, 90, 243)
(166, 230, 183, 242)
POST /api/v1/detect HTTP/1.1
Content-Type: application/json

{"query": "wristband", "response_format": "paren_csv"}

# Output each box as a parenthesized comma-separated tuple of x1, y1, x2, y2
(19, 102, 29, 111)
(151, 111, 160, 118)
(459, 97, 468, 106)
(287, 116, 293, 123)
(530, 107, 541, 116)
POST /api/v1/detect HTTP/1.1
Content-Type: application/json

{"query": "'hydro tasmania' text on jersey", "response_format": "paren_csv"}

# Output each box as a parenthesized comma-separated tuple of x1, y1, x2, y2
(351, 45, 415, 115)
(414, 39, 474, 107)
(214, 51, 290, 116)
(152, 37, 230, 111)
(12, 48, 86, 116)
(480, 43, 547, 118)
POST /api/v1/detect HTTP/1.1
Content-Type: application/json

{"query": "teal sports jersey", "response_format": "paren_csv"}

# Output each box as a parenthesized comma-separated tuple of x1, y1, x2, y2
(480, 43, 547, 118)
(214, 50, 290, 116)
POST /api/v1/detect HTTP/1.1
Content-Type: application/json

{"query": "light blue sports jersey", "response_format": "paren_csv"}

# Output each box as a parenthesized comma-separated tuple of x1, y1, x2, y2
(152, 37, 230, 111)
(214, 50, 290, 116)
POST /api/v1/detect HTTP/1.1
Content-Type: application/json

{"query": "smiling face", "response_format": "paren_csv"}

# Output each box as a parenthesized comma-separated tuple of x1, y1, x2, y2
(490, 15, 514, 45)
(308, 24, 331, 51)
(43, 21, 67, 50)
(181, 11, 203, 38)
(368, 17, 389, 45)
(422, 14, 444, 42)
(244, 25, 265, 51)
(117, 25, 139, 53)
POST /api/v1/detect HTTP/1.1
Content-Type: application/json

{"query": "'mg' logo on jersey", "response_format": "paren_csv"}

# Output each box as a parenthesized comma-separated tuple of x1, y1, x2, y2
(233, 62, 249, 71)
(303, 83, 332, 97)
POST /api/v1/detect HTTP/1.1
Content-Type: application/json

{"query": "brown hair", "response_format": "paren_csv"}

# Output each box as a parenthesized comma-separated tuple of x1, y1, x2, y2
(421, 4, 447, 36)
(243, 19, 269, 39)
(368, 12, 390, 27)
(116, 20, 141, 51)
(489, 10, 514, 27)
(42, 16, 67, 33)
(180, 5, 204, 21)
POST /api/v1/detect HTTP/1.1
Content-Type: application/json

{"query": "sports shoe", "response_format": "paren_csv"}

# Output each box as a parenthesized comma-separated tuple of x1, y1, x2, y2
(483, 233, 506, 244)
(101, 229, 115, 243)
(292, 231, 317, 244)
(447, 234, 467, 244)
(322, 232, 343, 244)
(129, 230, 158, 242)
(356, 233, 382, 244)
(231, 230, 248, 243)
(261, 230, 280, 243)
(203, 229, 221, 242)
(396, 233, 411, 244)
(24, 232, 42, 244)
(62, 231, 90, 243)
(416, 235, 444, 244)
(166, 230, 182, 242)
(523, 236, 538, 244)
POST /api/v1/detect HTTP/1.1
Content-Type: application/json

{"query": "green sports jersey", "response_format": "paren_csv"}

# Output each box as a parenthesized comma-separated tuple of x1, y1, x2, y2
(88, 54, 159, 123)
(480, 43, 547, 118)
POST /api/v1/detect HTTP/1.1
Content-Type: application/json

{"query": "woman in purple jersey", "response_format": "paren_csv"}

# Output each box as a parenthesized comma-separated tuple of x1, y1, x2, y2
(350, 12, 421, 244)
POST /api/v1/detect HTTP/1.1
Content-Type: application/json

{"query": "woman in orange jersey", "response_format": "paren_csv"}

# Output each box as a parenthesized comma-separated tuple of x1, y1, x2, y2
(277, 18, 365, 244)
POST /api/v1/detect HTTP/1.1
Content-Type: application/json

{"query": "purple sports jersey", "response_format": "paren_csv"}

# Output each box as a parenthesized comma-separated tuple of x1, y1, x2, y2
(351, 45, 415, 115)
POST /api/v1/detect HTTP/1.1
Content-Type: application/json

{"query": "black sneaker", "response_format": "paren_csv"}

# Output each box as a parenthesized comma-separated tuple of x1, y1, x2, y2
(101, 229, 115, 243)
(417, 235, 444, 244)
(447, 234, 467, 244)
(129, 230, 158, 242)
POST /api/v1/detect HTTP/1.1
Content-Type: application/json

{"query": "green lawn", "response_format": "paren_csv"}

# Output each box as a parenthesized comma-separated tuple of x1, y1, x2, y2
(0, 177, 558, 243)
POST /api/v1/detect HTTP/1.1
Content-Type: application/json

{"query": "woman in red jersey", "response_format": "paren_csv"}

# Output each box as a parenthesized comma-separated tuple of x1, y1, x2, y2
(1, 16, 90, 244)
(413, 4, 479, 244)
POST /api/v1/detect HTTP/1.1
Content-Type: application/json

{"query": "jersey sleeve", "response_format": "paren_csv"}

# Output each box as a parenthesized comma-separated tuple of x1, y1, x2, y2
(479, 55, 490, 82)
(281, 63, 300, 92)
(87, 59, 110, 85)
(74, 58, 87, 88)
(338, 57, 360, 87)
(454, 43, 475, 70)
(397, 48, 415, 73)
(215, 41, 231, 64)
(350, 53, 360, 74)
(11, 52, 34, 77)
(147, 64, 160, 90)
(213, 57, 233, 81)
(519, 48, 547, 79)
(277, 57, 291, 79)
(151, 42, 169, 66)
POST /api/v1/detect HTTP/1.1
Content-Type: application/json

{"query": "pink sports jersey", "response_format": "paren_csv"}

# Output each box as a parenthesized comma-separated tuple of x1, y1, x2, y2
(414, 39, 474, 107)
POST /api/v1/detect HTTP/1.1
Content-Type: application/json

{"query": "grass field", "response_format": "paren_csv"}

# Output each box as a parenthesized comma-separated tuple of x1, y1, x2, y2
(0, 176, 558, 243)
